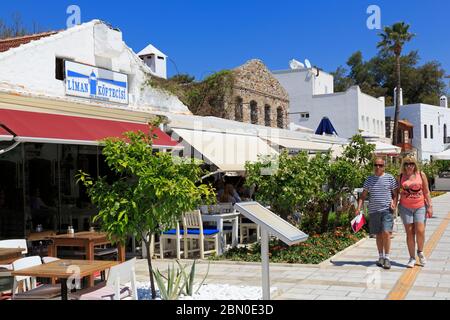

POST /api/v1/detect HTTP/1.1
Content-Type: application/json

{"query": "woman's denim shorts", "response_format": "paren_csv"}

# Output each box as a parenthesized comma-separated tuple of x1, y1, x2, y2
(399, 204, 427, 225)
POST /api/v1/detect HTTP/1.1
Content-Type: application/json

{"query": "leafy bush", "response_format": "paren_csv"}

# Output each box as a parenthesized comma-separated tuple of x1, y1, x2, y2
(245, 134, 375, 234)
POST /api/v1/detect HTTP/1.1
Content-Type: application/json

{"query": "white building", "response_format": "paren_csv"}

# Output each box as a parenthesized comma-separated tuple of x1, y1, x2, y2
(272, 67, 386, 140)
(0, 20, 188, 115)
(385, 99, 450, 161)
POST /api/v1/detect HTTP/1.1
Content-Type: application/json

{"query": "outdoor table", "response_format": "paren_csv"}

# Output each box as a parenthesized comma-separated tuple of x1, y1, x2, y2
(47, 232, 124, 286)
(27, 231, 57, 256)
(27, 230, 57, 242)
(11, 259, 118, 300)
(201, 212, 239, 255)
(0, 248, 23, 265)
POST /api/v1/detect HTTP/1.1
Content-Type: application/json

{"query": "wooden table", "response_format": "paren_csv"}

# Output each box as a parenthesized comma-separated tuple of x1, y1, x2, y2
(11, 259, 118, 300)
(0, 248, 23, 265)
(47, 232, 124, 286)
(27, 231, 57, 242)
(202, 212, 239, 255)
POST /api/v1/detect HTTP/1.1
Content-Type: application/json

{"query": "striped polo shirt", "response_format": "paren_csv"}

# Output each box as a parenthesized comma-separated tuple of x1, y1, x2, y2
(363, 173, 399, 214)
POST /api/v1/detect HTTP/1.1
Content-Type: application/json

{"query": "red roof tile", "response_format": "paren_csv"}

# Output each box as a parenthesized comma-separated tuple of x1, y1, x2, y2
(0, 31, 59, 53)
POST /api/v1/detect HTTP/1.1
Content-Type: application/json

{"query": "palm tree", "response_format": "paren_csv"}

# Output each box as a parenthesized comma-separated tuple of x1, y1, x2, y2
(377, 22, 415, 145)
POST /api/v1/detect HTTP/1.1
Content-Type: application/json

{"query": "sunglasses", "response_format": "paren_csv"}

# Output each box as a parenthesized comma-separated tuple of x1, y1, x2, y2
(404, 163, 416, 167)
(374, 164, 385, 168)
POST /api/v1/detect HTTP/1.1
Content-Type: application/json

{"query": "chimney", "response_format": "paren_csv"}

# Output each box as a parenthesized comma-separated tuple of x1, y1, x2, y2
(137, 44, 168, 79)
(394, 88, 403, 107)
(440, 95, 448, 108)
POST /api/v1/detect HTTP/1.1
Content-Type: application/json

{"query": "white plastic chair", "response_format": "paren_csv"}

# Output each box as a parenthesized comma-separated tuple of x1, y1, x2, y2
(0, 239, 28, 279)
(183, 210, 219, 259)
(73, 258, 138, 300)
(12, 256, 60, 300)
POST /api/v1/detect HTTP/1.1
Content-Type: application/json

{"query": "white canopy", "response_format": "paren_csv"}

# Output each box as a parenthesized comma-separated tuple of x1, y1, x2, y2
(263, 136, 332, 152)
(432, 149, 450, 160)
(172, 128, 278, 172)
(372, 141, 401, 155)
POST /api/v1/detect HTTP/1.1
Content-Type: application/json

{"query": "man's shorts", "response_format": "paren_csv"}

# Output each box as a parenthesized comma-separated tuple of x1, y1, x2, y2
(369, 210, 394, 234)
(399, 205, 427, 225)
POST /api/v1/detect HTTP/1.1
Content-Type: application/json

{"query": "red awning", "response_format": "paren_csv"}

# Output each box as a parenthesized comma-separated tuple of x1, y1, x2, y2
(0, 108, 180, 149)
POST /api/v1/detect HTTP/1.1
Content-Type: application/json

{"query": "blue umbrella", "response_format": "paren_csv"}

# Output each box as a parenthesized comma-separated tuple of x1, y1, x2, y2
(315, 117, 338, 135)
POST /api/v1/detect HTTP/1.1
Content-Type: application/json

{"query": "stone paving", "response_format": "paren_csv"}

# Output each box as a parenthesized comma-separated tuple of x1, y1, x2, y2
(135, 193, 450, 300)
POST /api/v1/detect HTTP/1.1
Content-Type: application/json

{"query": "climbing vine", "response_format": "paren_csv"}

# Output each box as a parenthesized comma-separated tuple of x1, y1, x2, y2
(143, 70, 235, 115)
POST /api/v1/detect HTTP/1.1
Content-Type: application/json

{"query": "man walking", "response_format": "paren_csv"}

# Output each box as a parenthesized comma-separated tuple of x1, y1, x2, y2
(356, 157, 399, 269)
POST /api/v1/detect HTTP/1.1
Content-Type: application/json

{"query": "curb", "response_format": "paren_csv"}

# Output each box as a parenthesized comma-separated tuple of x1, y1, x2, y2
(319, 236, 369, 267)
(150, 258, 322, 269)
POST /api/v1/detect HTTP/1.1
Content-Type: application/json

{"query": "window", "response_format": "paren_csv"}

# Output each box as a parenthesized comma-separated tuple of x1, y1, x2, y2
(277, 107, 284, 128)
(430, 125, 434, 139)
(300, 112, 310, 120)
(55, 57, 65, 80)
(264, 105, 271, 127)
(424, 125, 427, 139)
(234, 97, 243, 122)
(250, 101, 258, 124)
(157, 56, 165, 60)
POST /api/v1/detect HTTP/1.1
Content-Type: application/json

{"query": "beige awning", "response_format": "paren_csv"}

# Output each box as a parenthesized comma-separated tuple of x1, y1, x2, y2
(172, 128, 278, 172)
(264, 136, 333, 152)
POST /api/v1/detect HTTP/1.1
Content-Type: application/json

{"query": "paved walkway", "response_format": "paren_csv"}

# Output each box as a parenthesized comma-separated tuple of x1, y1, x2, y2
(135, 193, 450, 300)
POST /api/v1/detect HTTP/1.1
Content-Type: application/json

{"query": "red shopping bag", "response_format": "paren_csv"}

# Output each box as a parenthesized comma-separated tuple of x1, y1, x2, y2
(351, 213, 366, 233)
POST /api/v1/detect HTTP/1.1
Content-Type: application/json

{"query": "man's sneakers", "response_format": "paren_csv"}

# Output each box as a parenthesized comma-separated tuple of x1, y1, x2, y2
(376, 257, 384, 267)
(417, 251, 427, 266)
(383, 258, 391, 269)
(406, 258, 416, 268)
(376, 257, 391, 269)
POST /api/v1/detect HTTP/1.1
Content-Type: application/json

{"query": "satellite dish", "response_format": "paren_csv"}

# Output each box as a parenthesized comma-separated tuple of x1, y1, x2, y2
(304, 59, 312, 69)
(289, 59, 305, 70)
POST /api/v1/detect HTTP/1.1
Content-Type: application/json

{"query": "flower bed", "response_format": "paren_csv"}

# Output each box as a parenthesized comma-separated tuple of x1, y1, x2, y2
(210, 227, 367, 264)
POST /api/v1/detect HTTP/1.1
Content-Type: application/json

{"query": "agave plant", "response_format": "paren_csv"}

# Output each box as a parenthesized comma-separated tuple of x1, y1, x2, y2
(152, 263, 185, 300)
(177, 260, 211, 296)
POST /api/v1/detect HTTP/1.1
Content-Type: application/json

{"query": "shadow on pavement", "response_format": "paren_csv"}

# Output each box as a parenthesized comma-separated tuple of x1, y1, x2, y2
(330, 260, 408, 268)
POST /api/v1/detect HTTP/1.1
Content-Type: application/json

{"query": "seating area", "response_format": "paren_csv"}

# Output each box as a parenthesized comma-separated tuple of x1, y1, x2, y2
(149, 204, 261, 260)
(0, 231, 134, 300)
(0, 204, 262, 300)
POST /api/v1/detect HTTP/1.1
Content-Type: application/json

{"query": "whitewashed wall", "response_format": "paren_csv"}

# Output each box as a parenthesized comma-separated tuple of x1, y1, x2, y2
(274, 68, 385, 139)
(386, 104, 450, 161)
(0, 20, 190, 115)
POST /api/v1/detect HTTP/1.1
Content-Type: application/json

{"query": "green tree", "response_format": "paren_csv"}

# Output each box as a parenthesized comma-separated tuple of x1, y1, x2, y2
(77, 125, 215, 299)
(245, 151, 329, 221)
(377, 22, 415, 145)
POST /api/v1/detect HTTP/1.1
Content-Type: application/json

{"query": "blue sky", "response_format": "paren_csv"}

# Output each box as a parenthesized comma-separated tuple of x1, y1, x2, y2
(2, 0, 449, 83)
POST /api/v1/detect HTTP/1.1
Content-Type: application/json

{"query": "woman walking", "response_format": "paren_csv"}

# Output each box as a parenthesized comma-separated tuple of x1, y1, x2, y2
(397, 156, 433, 268)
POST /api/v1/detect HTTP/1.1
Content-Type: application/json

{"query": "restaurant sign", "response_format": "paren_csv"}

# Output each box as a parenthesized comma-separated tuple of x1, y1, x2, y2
(65, 60, 128, 104)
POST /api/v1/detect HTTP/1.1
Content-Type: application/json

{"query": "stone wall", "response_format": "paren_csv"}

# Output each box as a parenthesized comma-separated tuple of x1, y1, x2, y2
(226, 59, 289, 128)
(190, 59, 290, 128)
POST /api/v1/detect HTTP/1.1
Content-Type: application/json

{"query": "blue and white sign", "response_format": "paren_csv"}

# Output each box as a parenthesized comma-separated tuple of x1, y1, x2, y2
(65, 60, 128, 104)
